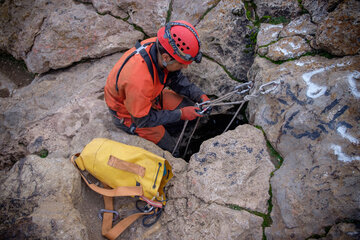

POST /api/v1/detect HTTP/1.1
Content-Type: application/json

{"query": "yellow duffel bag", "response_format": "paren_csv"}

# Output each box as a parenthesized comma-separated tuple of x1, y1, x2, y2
(71, 138, 173, 240)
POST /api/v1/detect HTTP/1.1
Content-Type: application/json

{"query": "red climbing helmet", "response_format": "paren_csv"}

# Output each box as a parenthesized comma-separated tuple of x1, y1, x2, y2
(157, 20, 202, 65)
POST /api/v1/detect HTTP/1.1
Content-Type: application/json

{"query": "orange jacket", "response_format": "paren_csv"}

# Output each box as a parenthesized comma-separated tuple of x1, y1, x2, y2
(105, 37, 166, 119)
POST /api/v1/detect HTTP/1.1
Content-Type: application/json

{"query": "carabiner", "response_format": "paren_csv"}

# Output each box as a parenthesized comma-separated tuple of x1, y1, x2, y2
(136, 200, 154, 213)
(259, 80, 282, 94)
(142, 208, 163, 227)
(98, 209, 119, 222)
(234, 81, 253, 93)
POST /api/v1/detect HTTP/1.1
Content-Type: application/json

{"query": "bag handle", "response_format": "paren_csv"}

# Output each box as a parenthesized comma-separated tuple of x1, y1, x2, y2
(71, 154, 143, 197)
(108, 155, 145, 178)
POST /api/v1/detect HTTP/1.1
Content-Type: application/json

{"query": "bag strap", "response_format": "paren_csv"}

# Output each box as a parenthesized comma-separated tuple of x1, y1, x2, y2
(71, 154, 143, 197)
(101, 186, 155, 240)
(70, 154, 161, 240)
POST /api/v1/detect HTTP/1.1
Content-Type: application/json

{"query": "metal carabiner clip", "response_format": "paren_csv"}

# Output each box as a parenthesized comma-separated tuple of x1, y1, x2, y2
(234, 81, 253, 94)
(142, 207, 163, 228)
(98, 209, 119, 222)
(259, 80, 283, 94)
(136, 200, 155, 213)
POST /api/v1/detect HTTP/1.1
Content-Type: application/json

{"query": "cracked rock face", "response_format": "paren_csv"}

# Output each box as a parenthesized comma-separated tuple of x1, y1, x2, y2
(0, 155, 85, 239)
(266, 36, 313, 61)
(254, 0, 302, 19)
(279, 14, 317, 38)
(187, 124, 274, 213)
(0, 0, 73, 60)
(25, 3, 143, 74)
(315, 0, 360, 56)
(247, 55, 360, 239)
(257, 23, 284, 47)
(302, 0, 343, 24)
(196, 0, 255, 81)
(115, 0, 170, 37)
(170, 0, 220, 26)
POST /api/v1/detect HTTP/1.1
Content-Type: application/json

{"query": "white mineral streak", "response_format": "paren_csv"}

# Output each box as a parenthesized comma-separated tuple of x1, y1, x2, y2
(274, 46, 291, 56)
(331, 145, 360, 162)
(348, 71, 360, 98)
(289, 41, 300, 50)
(337, 126, 359, 144)
(302, 68, 328, 98)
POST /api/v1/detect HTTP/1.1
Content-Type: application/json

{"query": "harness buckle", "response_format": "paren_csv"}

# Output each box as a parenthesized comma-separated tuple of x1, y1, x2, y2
(135, 45, 148, 54)
(98, 209, 119, 222)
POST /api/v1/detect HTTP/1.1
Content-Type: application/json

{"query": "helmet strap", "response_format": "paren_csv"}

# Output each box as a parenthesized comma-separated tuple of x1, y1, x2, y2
(162, 60, 168, 67)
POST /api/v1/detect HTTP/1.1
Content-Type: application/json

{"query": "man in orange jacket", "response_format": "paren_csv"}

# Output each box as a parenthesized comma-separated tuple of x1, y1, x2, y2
(104, 20, 209, 156)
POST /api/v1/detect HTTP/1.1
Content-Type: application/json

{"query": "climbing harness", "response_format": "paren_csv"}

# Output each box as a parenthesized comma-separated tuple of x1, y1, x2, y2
(115, 41, 155, 92)
(172, 79, 283, 157)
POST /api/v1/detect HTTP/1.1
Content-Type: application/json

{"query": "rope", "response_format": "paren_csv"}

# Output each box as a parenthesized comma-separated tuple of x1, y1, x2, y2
(172, 80, 283, 158)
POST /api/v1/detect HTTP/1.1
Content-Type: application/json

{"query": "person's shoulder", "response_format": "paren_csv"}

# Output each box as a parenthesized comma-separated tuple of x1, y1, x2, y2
(140, 37, 157, 45)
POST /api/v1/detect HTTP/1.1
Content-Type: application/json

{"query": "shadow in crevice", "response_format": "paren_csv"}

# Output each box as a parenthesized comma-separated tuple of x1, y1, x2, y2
(179, 103, 249, 161)
(0, 52, 34, 97)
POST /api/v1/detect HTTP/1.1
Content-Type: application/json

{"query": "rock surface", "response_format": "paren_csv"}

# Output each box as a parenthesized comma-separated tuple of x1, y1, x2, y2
(170, 0, 220, 26)
(115, 0, 170, 37)
(254, 0, 301, 19)
(0, 0, 73, 60)
(317, 223, 360, 240)
(257, 23, 284, 47)
(196, 0, 255, 81)
(0, 155, 86, 239)
(315, 0, 360, 56)
(188, 125, 274, 213)
(248, 55, 360, 239)
(266, 36, 312, 61)
(25, 2, 143, 73)
(302, 0, 343, 24)
(279, 14, 317, 38)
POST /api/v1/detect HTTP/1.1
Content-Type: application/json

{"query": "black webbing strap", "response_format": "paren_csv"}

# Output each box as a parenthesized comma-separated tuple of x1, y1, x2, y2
(135, 41, 155, 83)
(115, 41, 155, 92)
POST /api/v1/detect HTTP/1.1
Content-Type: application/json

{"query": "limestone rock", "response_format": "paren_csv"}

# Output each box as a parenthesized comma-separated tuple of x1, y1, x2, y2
(182, 57, 239, 100)
(25, 3, 143, 74)
(115, 0, 170, 37)
(257, 23, 283, 47)
(165, 202, 264, 240)
(317, 223, 360, 240)
(0, 0, 73, 60)
(266, 36, 313, 61)
(0, 72, 15, 98)
(254, 0, 301, 19)
(0, 155, 86, 239)
(247, 55, 360, 239)
(280, 14, 317, 38)
(170, 0, 220, 26)
(302, 0, 343, 24)
(315, 0, 360, 56)
(196, 0, 254, 80)
(76, 0, 128, 18)
(188, 124, 274, 213)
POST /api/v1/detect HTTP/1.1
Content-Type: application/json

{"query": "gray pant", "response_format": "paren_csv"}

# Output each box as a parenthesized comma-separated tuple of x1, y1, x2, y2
(108, 97, 194, 157)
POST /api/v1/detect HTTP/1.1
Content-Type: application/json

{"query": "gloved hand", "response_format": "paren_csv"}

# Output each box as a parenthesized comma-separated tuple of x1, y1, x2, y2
(180, 106, 202, 121)
(200, 94, 210, 103)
